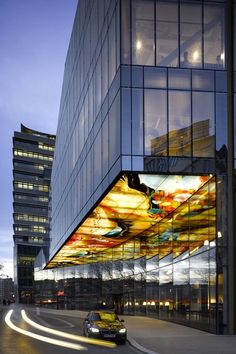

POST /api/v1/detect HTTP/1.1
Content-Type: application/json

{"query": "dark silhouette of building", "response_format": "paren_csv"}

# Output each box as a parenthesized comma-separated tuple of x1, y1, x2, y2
(13, 124, 55, 303)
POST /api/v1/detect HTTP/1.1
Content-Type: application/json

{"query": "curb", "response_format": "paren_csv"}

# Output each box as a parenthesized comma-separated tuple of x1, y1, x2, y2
(127, 337, 160, 354)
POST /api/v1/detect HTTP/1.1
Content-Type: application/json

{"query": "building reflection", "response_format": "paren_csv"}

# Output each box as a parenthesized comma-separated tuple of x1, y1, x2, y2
(151, 119, 214, 157)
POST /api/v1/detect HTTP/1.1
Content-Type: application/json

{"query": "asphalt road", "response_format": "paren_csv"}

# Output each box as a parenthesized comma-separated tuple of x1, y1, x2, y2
(0, 306, 139, 354)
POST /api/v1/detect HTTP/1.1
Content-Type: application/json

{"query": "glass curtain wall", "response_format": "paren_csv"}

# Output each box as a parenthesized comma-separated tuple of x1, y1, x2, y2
(123, 0, 225, 69)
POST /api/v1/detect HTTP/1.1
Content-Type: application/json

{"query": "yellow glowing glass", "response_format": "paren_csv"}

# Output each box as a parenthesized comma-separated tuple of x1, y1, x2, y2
(47, 173, 215, 268)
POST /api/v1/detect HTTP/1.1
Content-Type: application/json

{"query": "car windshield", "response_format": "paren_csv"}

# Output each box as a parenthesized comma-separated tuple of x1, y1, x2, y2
(99, 312, 118, 322)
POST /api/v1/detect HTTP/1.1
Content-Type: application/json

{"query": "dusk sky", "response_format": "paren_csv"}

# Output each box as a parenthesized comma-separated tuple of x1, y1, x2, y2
(0, 0, 78, 277)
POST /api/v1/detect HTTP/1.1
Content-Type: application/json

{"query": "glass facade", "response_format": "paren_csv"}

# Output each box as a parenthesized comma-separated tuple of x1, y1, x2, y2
(34, 0, 232, 334)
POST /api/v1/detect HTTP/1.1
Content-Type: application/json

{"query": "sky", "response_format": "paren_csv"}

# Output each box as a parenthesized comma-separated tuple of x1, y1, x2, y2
(0, 0, 78, 278)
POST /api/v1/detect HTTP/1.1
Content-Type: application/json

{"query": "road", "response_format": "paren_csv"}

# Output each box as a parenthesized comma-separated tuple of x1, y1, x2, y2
(0, 305, 140, 354)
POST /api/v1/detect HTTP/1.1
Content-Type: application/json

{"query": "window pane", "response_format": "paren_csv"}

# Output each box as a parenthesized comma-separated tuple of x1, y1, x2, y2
(169, 91, 191, 156)
(204, 2, 225, 69)
(216, 71, 226, 92)
(121, 0, 131, 64)
(180, 2, 202, 68)
(144, 67, 167, 88)
(132, 89, 143, 155)
(132, 0, 155, 65)
(190, 252, 209, 322)
(102, 116, 109, 177)
(168, 69, 191, 90)
(156, 0, 178, 67)
(192, 70, 214, 91)
(108, 14, 116, 86)
(93, 130, 102, 188)
(121, 88, 131, 154)
(216, 93, 227, 152)
(144, 89, 167, 156)
(101, 37, 108, 101)
(192, 92, 215, 157)
(132, 66, 143, 87)
(109, 94, 120, 167)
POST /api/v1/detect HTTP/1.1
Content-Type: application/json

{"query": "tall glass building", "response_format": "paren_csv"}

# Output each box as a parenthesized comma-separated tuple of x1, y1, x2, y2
(13, 125, 55, 303)
(34, 0, 236, 334)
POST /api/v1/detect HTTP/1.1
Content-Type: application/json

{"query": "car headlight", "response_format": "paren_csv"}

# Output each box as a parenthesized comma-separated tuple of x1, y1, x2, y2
(90, 327, 100, 333)
(119, 328, 127, 334)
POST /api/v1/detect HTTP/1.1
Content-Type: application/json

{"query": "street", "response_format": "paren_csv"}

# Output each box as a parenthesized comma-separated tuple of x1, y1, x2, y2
(0, 306, 139, 354)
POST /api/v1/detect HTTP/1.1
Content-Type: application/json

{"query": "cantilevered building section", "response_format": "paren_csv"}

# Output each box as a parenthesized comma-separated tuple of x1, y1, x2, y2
(34, 0, 235, 334)
(13, 124, 55, 303)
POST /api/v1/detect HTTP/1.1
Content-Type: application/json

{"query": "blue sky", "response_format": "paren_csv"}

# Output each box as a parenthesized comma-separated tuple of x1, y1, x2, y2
(0, 0, 78, 277)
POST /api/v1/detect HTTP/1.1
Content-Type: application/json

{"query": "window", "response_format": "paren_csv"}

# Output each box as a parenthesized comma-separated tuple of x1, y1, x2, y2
(144, 89, 167, 156)
(14, 149, 53, 161)
(132, 0, 155, 66)
(180, 1, 202, 68)
(14, 181, 49, 192)
(156, 0, 178, 67)
(132, 89, 143, 155)
(204, 2, 225, 69)
(192, 92, 215, 157)
(38, 143, 54, 151)
(168, 91, 191, 156)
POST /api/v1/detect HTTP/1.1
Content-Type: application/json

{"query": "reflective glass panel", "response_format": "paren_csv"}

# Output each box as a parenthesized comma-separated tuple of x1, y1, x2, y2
(144, 67, 167, 88)
(121, 0, 131, 64)
(192, 92, 215, 157)
(168, 91, 191, 156)
(180, 2, 202, 68)
(132, 0, 155, 65)
(132, 89, 143, 155)
(204, 2, 225, 69)
(156, 0, 178, 67)
(168, 69, 191, 90)
(144, 89, 167, 156)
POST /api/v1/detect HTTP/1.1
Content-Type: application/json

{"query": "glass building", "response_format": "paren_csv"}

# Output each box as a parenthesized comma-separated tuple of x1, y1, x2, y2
(13, 124, 55, 303)
(34, 0, 236, 334)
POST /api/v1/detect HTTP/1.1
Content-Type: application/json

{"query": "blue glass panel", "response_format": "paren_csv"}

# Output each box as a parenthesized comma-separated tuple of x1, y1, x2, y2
(144, 67, 167, 88)
(192, 70, 214, 91)
(168, 69, 191, 90)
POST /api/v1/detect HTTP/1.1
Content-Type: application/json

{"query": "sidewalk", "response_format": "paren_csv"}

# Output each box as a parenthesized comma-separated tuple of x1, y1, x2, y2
(29, 307, 236, 354)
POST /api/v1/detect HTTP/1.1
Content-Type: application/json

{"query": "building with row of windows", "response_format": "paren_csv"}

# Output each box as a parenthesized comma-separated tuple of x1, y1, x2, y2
(33, 0, 236, 334)
(13, 124, 55, 303)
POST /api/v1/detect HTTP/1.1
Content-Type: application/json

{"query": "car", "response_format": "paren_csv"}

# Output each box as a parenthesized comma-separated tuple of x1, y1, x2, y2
(83, 310, 127, 344)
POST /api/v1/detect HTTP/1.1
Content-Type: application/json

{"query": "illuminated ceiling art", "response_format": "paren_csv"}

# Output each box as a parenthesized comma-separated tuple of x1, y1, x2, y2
(47, 173, 215, 268)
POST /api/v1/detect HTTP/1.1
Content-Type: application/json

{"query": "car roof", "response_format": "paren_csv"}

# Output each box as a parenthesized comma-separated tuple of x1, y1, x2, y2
(91, 310, 116, 314)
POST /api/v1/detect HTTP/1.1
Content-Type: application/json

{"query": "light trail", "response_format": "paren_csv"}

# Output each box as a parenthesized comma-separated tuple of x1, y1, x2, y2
(21, 309, 116, 348)
(5, 309, 86, 351)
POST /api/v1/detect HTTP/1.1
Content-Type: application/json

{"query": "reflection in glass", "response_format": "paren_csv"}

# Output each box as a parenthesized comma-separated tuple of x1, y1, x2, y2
(132, 0, 155, 65)
(144, 89, 167, 156)
(144, 67, 167, 88)
(204, 2, 225, 69)
(132, 89, 144, 155)
(121, 0, 131, 64)
(192, 70, 214, 91)
(168, 91, 191, 156)
(192, 92, 215, 157)
(156, 1, 178, 67)
(168, 69, 191, 90)
(180, 2, 202, 68)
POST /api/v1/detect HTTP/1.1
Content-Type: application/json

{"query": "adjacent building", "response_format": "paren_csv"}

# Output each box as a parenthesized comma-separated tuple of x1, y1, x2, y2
(13, 124, 55, 303)
(0, 277, 14, 305)
(34, 0, 235, 334)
